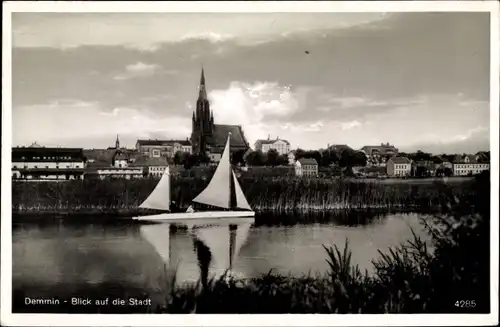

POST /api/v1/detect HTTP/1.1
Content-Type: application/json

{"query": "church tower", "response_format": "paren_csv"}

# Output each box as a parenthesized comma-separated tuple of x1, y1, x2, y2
(115, 134, 120, 150)
(191, 66, 214, 156)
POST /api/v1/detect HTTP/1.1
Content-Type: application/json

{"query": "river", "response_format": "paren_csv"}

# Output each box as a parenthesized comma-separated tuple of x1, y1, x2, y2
(11, 211, 433, 312)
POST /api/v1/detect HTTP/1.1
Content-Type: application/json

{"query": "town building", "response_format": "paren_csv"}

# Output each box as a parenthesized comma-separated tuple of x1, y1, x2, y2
(287, 151, 296, 165)
(132, 156, 169, 178)
(254, 136, 291, 155)
(386, 156, 412, 177)
(135, 139, 192, 158)
(12, 143, 86, 181)
(86, 166, 144, 180)
(361, 143, 398, 167)
(295, 158, 319, 177)
(190, 67, 250, 161)
(452, 154, 490, 176)
(361, 143, 399, 157)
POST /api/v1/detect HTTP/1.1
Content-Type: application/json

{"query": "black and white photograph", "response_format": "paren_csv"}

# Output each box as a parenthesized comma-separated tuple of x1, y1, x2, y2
(1, 1, 498, 326)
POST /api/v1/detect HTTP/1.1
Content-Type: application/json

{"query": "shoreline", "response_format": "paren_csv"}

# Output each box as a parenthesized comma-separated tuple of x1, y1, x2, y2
(11, 176, 475, 223)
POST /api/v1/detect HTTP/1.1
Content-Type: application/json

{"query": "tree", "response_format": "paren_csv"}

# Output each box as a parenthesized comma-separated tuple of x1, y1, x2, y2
(276, 154, 288, 166)
(244, 150, 267, 166)
(294, 148, 306, 161)
(266, 149, 280, 166)
(182, 153, 199, 169)
(319, 150, 338, 167)
(231, 149, 246, 166)
(412, 150, 432, 162)
(173, 151, 187, 166)
(338, 149, 367, 167)
(415, 166, 429, 177)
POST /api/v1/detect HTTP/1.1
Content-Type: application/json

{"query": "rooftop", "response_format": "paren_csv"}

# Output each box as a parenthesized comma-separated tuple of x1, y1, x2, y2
(388, 156, 411, 164)
(298, 158, 318, 165)
(255, 137, 290, 145)
(212, 124, 249, 148)
(136, 139, 192, 146)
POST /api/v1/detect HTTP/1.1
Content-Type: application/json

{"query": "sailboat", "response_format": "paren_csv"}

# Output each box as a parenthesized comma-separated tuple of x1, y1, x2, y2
(133, 133, 255, 223)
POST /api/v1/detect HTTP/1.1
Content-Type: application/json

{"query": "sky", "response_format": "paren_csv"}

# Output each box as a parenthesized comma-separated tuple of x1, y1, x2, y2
(11, 12, 491, 153)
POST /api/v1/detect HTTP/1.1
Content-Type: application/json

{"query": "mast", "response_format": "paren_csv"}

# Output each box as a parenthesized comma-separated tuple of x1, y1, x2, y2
(228, 133, 237, 209)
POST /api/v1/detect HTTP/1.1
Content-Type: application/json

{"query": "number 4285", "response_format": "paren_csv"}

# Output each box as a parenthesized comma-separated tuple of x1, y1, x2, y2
(455, 300, 476, 308)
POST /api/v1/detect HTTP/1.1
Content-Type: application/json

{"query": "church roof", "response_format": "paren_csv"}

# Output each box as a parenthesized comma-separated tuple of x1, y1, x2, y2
(136, 139, 191, 146)
(213, 124, 249, 148)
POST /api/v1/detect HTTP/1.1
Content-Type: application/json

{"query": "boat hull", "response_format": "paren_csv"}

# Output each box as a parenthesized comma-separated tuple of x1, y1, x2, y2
(133, 210, 255, 224)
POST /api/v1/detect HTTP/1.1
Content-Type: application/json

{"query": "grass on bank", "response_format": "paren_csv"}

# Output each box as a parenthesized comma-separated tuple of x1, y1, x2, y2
(160, 171, 490, 313)
(12, 175, 475, 214)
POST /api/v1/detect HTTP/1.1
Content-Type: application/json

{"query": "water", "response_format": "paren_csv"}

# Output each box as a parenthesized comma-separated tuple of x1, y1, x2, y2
(12, 212, 432, 310)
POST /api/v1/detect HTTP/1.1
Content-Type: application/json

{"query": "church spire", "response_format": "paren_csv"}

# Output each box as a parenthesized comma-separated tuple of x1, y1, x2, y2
(115, 134, 120, 149)
(198, 65, 207, 101)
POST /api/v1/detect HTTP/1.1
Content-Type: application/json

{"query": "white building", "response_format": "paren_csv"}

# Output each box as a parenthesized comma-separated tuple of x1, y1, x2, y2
(136, 139, 192, 158)
(12, 144, 86, 181)
(295, 158, 318, 177)
(133, 156, 169, 178)
(89, 167, 144, 180)
(386, 157, 412, 177)
(452, 154, 490, 176)
(254, 136, 291, 155)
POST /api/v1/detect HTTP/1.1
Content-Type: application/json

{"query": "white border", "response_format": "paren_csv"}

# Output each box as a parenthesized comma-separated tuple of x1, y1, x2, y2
(1, 1, 499, 326)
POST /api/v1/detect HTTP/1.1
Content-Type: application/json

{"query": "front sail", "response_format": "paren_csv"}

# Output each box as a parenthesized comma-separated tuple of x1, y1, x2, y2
(192, 136, 232, 209)
(139, 166, 170, 211)
(232, 171, 252, 210)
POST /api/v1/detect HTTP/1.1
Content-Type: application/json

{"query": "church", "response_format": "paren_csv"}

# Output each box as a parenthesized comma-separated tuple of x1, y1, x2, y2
(190, 67, 250, 162)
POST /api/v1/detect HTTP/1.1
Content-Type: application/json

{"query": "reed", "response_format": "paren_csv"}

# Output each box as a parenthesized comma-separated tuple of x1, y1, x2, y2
(12, 176, 474, 215)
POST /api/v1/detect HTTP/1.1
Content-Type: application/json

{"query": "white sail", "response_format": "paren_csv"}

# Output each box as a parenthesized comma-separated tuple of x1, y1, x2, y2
(232, 171, 252, 210)
(140, 224, 171, 266)
(192, 136, 231, 209)
(193, 225, 231, 272)
(139, 166, 171, 211)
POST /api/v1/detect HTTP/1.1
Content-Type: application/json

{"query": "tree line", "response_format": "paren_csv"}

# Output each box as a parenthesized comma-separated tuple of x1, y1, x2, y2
(166, 148, 490, 170)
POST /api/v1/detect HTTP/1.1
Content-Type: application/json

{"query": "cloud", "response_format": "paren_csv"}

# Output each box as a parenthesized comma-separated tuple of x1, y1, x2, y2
(340, 120, 362, 130)
(180, 32, 234, 43)
(207, 81, 306, 143)
(12, 99, 191, 147)
(113, 62, 176, 80)
(12, 12, 390, 50)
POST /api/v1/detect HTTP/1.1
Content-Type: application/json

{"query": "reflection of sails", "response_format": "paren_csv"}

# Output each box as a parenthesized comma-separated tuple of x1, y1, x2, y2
(192, 222, 252, 277)
(139, 222, 252, 286)
(140, 224, 172, 265)
(139, 223, 184, 284)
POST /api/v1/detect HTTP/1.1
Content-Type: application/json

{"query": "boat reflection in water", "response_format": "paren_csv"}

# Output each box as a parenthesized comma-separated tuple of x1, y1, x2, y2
(139, 218, 253, 288)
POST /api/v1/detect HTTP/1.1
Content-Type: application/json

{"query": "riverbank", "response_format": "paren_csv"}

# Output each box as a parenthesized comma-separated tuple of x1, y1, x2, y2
(12, 176, 475, 217)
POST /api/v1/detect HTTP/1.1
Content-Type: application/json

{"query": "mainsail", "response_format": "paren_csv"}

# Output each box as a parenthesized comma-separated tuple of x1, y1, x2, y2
(139, 166, 170, 211)
(192, 136, 232, 209)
